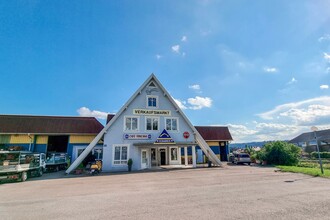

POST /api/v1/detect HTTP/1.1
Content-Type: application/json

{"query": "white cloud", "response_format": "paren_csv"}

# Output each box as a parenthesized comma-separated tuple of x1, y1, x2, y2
(318, 34, 330, 42)
(258, 96, 330, 125)
(326, 67, 330, 73)
(263, 67, 278, 73)
(324, 53, 330, 62)
(77, 107, 109, 119)
(174, 96, 212, 110)
(320, 85, 329, 90)
(173, 98, 187, 110)
(287, 77, 297, 85)
(181, 36, 187, 42)
(225, 122, 305, 143)
(156, 54, 162, 60)
(189, 84, 201, 91)
(171, 45, 180, 53)
(187, 96, 212, 110)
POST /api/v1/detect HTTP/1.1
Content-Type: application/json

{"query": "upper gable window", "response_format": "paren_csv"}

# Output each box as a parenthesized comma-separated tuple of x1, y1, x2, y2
(147, 95, 158, 108)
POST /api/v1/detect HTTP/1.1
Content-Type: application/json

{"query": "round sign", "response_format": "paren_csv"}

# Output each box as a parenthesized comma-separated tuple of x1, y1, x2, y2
(183, 131, 190, 139)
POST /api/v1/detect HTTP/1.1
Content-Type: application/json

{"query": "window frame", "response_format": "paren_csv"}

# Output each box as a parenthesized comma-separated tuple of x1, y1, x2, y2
(112, 144, 129, 166)
(146, 95, 159, 109)
(164, 117, 179, 132)
(124, 116, 140, 132)
(145, 116, 160, 131)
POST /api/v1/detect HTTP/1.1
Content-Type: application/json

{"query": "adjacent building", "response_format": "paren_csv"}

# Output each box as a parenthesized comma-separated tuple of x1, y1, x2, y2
(0, 115, 104, 161)
(289, 129, 330, 152)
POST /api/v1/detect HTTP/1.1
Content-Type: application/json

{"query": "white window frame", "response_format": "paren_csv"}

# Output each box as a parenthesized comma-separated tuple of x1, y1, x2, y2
(112, 144, 129, 165)
(170, 147, 179, 162)
(146, 95, 158, 109)
(145, 116, 160, 131)
(124, 116, 140, 132)
(165, 117, 179, 132)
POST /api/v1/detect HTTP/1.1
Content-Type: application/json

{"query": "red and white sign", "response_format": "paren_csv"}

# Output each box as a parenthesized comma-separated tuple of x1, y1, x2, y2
(183, 131, 190, 139)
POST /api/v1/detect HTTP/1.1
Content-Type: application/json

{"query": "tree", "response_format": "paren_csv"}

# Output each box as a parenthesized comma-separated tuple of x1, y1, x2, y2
(257, 141, 301, 166)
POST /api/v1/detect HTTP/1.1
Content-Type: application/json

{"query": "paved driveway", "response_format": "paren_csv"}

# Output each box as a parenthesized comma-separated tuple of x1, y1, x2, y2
(1, 165, 330, 220)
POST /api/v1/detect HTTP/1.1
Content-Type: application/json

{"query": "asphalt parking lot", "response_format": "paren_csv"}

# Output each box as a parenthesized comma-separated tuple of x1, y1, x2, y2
(1, 165, 330, 220)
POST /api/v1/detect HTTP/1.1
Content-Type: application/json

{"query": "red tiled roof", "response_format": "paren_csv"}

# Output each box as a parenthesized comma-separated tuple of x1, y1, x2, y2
(195, 126, 233, 141)
(0, 115, 104, 134)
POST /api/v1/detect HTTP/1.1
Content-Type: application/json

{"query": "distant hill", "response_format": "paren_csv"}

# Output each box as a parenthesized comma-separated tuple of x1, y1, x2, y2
(229, 141, 269, 149)
(229, 140, 288, 150)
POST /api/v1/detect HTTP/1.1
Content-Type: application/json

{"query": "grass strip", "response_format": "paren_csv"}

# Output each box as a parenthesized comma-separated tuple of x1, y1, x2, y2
(277, 166, 330, 178)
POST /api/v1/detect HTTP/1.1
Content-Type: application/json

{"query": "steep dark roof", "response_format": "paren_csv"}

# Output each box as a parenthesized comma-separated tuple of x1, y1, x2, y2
(195, 126, 233, 141)
(0, 115, 104, 134)
(289, 129, 330, 143)
(106, 114, 115, 124)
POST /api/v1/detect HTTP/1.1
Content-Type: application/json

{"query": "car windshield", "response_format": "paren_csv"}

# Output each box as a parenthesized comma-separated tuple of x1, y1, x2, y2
(240, 154, 250, 158)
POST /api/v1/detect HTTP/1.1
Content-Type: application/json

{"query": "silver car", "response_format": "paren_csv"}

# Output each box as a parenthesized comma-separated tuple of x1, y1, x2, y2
(233, 153, 251, 165)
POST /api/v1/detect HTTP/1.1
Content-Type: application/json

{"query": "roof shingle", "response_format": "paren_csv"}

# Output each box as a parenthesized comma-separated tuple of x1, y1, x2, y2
(195, 126, 233, 141)
(0, 115, 104, 134)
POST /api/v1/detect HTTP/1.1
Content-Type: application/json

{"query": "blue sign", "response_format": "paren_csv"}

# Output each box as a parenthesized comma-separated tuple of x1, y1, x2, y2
(155, 129, 175, 144)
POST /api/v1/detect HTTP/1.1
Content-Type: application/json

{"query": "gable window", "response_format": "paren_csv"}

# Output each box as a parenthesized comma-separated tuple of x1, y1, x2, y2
(146, 117, 159, 131)
(113, 145, 129, 165)
(125, 116, 139, 131)
(147, 95, 158, 108)
(165, 117, 178, 131)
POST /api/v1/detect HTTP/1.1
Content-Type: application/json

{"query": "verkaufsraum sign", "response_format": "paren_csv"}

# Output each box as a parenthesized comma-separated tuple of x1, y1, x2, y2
(133, 109, 171, 116)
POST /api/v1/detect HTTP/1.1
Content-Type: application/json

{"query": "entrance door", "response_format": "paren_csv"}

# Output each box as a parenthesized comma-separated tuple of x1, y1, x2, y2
(141, 149, 148, 169)
(160, 150, 166, 165)
(220, 145, 228, 161)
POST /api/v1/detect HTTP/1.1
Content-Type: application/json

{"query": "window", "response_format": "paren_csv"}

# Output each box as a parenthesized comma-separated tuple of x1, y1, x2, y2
(93, 148, 103, 160)
(125, 116, 139, 131)
(113, 145, 129, 165)
(146, 117, 159, 131)
(147, 95, 158, 108)
(165, 118, 178, 131)
(170, 148, 178, 161)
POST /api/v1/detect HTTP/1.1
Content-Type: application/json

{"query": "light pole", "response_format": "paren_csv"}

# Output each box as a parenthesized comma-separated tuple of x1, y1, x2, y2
(311, 126, 324, 175)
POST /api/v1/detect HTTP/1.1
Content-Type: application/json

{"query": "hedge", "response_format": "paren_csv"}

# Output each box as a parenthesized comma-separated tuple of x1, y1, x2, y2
(311, 151, 330, 159)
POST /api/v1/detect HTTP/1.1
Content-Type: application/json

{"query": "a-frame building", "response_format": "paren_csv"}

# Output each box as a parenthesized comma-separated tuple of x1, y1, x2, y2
(66, 74, 221, 173)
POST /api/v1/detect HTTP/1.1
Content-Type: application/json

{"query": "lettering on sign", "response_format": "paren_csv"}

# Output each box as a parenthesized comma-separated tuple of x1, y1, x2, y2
(124, 134, 152, 140)
(133, 109, 171, 116)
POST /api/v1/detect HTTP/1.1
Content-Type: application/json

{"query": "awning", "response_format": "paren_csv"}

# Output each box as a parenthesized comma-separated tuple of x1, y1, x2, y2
(134, 142, 198, 147)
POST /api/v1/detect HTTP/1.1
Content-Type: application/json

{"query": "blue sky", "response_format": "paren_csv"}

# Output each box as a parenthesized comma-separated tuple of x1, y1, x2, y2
(1, 0, 330, 143)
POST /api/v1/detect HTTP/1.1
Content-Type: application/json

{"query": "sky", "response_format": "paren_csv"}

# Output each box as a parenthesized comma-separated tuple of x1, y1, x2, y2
(1, 0, 330, 143)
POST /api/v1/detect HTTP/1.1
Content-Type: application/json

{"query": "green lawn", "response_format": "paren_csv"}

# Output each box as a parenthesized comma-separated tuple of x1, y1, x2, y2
(277, 166, 330, 178)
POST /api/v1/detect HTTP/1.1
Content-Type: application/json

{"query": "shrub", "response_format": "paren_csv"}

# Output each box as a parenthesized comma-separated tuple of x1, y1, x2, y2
(257, 141, 301, 166)
(310, 152, 330, 159)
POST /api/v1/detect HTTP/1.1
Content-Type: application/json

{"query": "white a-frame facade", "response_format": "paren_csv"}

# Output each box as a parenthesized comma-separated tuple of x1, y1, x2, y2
(66, 74, 221, 173)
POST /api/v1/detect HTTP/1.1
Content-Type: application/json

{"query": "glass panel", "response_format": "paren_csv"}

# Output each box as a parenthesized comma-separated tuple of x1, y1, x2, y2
(132, 118, 138, 130)
(153, 118, 158, 130)
(126, 118, 131, 130)
(171, 148, 177, 160)
(121, 147, 127, 160)
(166, 119, 171, 130)
(151, 148, 156, 160)
(114, 147, 121, 160)
(172, 119, 177, 130)
(146, 118, 152, 130)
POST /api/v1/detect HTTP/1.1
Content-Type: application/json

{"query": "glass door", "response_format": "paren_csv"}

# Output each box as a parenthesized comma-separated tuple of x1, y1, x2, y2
(141, 149, 148, 169)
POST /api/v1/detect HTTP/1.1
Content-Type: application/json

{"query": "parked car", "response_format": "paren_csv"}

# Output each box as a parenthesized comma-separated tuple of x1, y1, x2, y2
(232, 153, 251, 165)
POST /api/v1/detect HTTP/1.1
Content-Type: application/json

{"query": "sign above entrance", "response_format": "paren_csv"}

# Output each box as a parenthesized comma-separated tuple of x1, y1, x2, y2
(155, 129, 175, 144)
(124, 134, 152, 140)
(133, 109, 171, 116)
